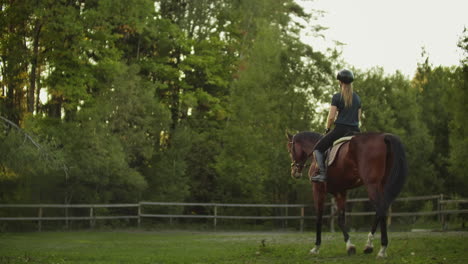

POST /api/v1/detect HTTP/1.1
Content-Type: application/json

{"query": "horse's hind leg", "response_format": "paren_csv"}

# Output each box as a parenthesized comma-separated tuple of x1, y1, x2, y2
(335, 192, 356, 256)
(364, 213, 379, 254)
(365, 184, 389, 258)
(376, 210, 389, 258)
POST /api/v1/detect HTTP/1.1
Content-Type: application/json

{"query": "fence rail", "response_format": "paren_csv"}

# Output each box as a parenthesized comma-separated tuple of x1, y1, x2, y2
(1, 195, 466, 231)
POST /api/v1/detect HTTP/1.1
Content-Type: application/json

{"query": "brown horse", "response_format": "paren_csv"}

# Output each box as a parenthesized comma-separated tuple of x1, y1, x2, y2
(287, 131, 407, 258)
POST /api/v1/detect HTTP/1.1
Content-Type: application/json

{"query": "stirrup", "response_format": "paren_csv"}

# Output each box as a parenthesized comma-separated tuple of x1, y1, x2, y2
(311, 174, 326, 182)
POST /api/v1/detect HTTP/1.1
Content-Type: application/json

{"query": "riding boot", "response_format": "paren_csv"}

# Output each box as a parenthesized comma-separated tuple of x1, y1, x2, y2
(311, 150, 327, 182)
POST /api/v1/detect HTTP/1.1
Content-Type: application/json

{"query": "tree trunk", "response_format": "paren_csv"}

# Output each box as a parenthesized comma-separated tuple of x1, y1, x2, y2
(170, 83, 180, 130)
(28, 21, 42, 113)
(35, 64, 43, 114)
(48, 95, 63, 119)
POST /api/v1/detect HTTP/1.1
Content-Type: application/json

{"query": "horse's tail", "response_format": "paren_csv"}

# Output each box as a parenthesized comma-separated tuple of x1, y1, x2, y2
(383, 133, 408, 211)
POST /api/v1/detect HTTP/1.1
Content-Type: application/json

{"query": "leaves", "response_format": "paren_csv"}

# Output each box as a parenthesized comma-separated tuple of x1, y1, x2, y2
(0, 0, 466, 208)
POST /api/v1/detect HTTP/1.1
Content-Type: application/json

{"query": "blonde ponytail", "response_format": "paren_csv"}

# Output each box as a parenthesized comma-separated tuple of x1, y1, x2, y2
(342, 83, 353, 108)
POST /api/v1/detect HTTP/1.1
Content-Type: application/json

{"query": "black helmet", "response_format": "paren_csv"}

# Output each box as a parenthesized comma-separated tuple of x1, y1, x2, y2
(337, 69, 354, 84)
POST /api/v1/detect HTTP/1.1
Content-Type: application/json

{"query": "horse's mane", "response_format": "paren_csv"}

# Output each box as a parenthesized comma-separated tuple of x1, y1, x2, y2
(293, 131, 323, 144)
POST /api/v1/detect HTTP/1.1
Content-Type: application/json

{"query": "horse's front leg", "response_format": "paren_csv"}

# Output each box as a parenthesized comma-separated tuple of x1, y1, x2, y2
(310, 209, 323, 255)
(335, 192, 356, 256)
(310, 182, 327, 255)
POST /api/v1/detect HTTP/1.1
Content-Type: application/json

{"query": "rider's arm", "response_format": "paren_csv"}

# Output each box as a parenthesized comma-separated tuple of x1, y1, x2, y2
(326, 105, 338, 130)
(358, 108, 362, 128)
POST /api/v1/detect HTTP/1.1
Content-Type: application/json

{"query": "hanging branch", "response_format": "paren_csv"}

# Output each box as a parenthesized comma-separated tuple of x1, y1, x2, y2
(1, 116, 42, 149)
(0, 115, 69, 179)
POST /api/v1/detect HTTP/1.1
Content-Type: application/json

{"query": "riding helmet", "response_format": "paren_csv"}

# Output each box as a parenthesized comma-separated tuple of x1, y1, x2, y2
(337, 69, 354, 84)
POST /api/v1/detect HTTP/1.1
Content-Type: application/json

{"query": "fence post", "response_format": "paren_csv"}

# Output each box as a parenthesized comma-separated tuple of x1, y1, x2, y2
(138, 203, 142, 228)
(330, 198, 336, 233)
(214, 205, 218, 230)
(89, 206, 94, 228)
(65, 206, 69, 229)
(38, 207, 43, 232)
(300, 207, 305, 233)
(439, 194, 446, 230)
(438, 194, 443, 222)
(285, 207, 288, 228)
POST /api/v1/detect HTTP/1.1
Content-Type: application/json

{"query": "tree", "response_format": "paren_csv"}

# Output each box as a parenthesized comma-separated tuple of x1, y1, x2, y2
(412, 56, 460, 194)
(0, 0, 33, 124)
(446, 29, 468, 195)
(214, 0, 334, 204)
(357, 68, 438, 195)
(0, 116, 66, 203)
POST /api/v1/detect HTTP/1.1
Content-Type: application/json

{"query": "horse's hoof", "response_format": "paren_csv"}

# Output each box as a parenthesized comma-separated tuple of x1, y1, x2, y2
(363, 246, 373, 254)
(347, 246, 356, 256)
(376, 247, 387, 258)
(309, 247, 320, 255)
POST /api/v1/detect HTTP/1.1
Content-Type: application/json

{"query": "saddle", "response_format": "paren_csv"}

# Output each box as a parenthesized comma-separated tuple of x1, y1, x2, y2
(310, 136, 354, 180)
(325, 136, 354, 166)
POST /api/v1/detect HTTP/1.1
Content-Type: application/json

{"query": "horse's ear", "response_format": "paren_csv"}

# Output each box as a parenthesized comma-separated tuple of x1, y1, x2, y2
(286, 130, 293, 141)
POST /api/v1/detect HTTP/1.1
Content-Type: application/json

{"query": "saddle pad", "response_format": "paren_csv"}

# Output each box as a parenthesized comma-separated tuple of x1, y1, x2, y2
(333, 136, 354, 146)
(326, 136, 354, 166)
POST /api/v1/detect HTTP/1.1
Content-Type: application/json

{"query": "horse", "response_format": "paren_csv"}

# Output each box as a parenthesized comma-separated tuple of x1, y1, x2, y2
(286, 131, 407, 258)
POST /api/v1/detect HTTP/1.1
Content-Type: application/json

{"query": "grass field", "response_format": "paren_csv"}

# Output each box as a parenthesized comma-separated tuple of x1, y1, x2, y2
(0, 230, 467, 264)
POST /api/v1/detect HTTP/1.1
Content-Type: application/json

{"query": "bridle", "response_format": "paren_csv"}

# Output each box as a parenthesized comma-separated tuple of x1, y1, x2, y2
(289, 138, 309, 173)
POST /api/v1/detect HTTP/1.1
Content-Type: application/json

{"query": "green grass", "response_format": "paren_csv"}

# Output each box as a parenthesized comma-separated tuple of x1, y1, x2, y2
(0, 230, 467, 263)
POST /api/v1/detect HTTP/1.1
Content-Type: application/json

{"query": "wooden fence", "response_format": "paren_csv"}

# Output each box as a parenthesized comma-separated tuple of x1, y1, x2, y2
(0, 203, 139, 231)
(1, 195, 467, 232)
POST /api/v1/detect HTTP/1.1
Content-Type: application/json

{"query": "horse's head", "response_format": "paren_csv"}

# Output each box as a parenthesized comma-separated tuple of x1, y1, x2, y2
(287, 133, 309, 179)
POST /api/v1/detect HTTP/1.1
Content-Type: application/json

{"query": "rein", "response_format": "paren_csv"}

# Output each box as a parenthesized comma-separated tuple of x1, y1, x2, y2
(290, 138, 313, 170)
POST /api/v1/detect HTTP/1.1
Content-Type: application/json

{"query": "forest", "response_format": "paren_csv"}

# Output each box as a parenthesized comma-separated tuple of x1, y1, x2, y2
(1, 0, 467, 209)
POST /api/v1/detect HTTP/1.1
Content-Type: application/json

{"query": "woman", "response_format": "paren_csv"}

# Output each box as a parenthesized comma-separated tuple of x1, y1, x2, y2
(311, 69, 362, 182)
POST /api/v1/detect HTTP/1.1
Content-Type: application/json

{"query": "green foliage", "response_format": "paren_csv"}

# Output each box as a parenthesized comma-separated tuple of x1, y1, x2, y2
(446, 30, 468, 194)
(410, 53, 467, 195)
(31, 116, 146, 203)
(0, 123, 65, 203)
(357, 68, 438, 195)
(143, 125, 191, 203)
(1, 0, 466, 209)
(214, 0, 334, 205)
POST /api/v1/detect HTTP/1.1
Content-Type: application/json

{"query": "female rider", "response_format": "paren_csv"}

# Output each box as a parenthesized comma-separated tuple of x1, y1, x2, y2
(311, 69, 362, 182)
